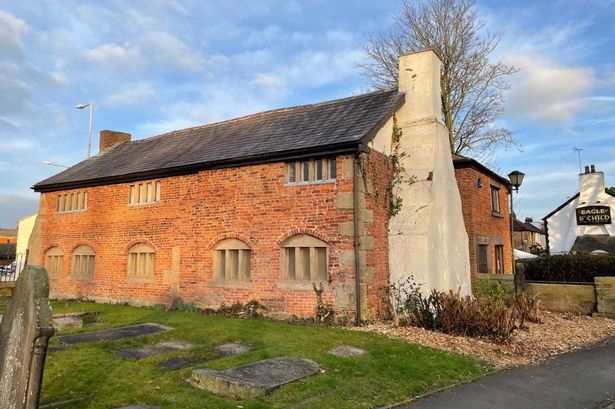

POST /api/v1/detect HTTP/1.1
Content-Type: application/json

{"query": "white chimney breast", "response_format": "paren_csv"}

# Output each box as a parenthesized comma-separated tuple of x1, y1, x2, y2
(578, 171, 606, 206)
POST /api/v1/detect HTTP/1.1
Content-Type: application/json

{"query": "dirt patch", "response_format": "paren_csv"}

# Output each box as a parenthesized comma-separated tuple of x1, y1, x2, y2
(355, 311, 615, 368)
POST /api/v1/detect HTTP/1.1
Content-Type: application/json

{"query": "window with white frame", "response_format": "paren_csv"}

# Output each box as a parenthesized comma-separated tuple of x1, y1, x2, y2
(281, 234, 328, 281)
(213, 239, 251, 281)
(129, 181, 160, 205)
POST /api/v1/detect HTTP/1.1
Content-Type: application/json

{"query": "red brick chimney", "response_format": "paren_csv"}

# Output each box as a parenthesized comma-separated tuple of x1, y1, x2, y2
(99, 130, 131, 153)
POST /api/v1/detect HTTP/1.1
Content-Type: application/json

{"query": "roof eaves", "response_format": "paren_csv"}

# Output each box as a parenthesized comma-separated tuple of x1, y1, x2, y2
(543, 192, 580, 221)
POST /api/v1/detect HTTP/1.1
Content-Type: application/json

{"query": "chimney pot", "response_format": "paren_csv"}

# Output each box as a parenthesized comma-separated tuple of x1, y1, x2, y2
(591, 164, 596, 173)
(525, 217, 533, 223)
(584, 165, 590, 174)
(99, 130, 131, 153)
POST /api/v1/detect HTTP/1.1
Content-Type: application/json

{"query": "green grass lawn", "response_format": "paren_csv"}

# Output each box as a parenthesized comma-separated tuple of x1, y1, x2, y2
(36, 301, 487, 409)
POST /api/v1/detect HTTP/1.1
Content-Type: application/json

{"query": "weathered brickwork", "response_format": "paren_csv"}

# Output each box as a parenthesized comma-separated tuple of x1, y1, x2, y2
(37, 154, 392, 319)
(455, 167, 512, 277)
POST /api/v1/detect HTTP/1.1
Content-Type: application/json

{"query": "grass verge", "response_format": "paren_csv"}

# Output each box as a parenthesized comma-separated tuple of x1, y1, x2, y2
(38, 301, 488, 409)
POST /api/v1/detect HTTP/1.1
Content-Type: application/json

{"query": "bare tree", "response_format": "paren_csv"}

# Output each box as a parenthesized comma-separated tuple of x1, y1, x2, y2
(360, 0, 517, 158)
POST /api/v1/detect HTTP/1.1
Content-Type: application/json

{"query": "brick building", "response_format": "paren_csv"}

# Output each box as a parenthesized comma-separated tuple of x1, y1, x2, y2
(453, 154, 513, 276)
(30, 50, 471, 320)
(0, 228, 17, 244)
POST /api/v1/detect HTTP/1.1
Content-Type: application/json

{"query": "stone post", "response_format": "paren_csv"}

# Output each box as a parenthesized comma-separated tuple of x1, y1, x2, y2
(0, 266, 55, 409)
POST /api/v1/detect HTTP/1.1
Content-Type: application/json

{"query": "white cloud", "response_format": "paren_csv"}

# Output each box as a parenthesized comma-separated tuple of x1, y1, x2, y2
(139, 31, 204, 72)
(251, 73, 286, 89)
(506, 54, 594, 123)
(85, 43, 144, 70)
(49, 71, 68, 86)
(0, 11, 29, 56)
(105, 83, 155, 107)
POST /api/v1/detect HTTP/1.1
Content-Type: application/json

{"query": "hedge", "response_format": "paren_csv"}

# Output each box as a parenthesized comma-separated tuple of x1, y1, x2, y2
(521, 254, 615, 283)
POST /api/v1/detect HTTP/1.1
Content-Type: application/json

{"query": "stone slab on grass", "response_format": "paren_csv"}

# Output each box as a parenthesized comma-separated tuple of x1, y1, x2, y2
(156, 342, 252, 371)
(114, 341, 193, 360)
(191, 357, 320, 399)
(328, 345, 367, 357)
(115, 405, 160, 409)
(57, 323, 171, 345)
(53, 316, 83, 332)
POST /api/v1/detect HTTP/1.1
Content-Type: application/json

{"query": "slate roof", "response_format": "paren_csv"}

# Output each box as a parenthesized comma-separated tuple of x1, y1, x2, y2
(513, 218, 545, 234)
(0, 229, 17, 237)
(570, 235, 615, 254)
(451, 153, 511, 187)
(33, 90, 405, 192)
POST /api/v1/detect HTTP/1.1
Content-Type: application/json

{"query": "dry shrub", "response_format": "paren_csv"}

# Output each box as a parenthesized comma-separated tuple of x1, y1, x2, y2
(388, 277, 540, 343)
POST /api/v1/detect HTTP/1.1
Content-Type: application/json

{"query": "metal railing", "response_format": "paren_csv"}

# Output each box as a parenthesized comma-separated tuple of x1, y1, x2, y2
(0, 250, 28, 284)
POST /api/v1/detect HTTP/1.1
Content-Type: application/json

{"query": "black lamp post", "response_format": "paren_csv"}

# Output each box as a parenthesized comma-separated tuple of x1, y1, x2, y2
(508, 170, 525, 289)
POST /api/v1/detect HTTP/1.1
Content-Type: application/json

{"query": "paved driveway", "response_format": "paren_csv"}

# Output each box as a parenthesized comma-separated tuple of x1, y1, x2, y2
(399, 340, 615, 409)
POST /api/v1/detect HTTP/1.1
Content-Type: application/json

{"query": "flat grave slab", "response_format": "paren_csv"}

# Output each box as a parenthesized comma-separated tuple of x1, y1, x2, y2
(328, 345, 367, 357)
(115, 405, 160, 409)
(156, 342, 252, 371)
(57, 323, 171, 345)
(53, 316, 83, 332)
(192, 357, 320, 399)
(114, 341, 193, 360)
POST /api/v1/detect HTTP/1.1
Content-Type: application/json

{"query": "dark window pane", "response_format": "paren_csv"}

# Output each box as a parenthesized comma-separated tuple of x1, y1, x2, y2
(328, 158, 336, 179)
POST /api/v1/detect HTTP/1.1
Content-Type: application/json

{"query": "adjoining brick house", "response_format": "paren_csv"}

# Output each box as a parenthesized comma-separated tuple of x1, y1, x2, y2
(453, 154, 513, 276)
(0, 228, 17, 244)
(31, 50, 471, 320)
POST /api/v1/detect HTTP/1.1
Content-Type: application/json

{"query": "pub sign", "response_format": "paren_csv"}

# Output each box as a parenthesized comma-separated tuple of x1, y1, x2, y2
(576, 206, 612, 225)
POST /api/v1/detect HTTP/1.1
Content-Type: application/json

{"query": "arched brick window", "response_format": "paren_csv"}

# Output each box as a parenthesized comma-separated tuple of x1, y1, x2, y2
(127, 243, 155, 278)
(45, 246, 64, 276)
(72, 245, 95, 278)
(213, 239, 251, 281)
(282, 235, 328, 281)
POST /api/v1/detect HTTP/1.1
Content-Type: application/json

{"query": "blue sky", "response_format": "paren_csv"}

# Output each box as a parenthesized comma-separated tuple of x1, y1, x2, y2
(0, 0, 614, 227)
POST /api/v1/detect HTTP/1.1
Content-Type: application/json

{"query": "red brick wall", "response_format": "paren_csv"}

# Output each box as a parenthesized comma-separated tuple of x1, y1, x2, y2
(362, 149, 393, 319)
(454, 167, 512, 277)
(37, 155, 391, 319)
(0, 236, 16, 244)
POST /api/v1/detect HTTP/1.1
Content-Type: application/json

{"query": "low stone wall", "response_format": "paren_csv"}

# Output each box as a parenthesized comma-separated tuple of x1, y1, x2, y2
(595, 277, 615, 318)
(475, 273, 607, 316)
(526, 283, 596, 315)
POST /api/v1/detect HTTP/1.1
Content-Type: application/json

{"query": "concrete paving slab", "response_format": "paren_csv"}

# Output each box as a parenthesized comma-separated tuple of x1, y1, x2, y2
(53, 316, 83, 332)
(328, 345, 366, 357)
(114, 341, 193, 360)
(213, 342, 252, 357)
(191, 357, 320, 399)
(57, 323, 171, 345)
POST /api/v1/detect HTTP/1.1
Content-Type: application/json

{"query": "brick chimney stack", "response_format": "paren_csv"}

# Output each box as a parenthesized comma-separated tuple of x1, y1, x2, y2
(99, 130, 131, 153)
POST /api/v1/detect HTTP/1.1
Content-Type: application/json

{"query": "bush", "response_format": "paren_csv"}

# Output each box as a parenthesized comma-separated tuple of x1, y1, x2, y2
(522, 254, 615, 283)
(388, 277, 539, 343)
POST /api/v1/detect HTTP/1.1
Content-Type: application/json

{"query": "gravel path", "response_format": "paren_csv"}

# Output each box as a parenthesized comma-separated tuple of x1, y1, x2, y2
(356, 311, 615, 368)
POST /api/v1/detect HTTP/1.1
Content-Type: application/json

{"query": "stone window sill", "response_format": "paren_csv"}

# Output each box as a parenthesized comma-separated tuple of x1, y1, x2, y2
(208, 279, 252, 289)
(491, 211, 504, 218)
(67, 274, 93, 281)
(128, 201, 160, 208)
(284, 179, 336, 187)
(56, 209, 86, 215)
(277, 280, 329, 291)
(124, 275, 155, 284)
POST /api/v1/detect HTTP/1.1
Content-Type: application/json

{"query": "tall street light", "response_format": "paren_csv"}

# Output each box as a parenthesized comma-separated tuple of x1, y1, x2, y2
(42, 160, 69, 169)
(508, 170, 525, 286)
(75, 103, 94, 158)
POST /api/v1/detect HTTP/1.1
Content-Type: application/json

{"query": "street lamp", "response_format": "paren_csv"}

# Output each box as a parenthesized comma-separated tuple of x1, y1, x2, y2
(42, 160, 69, 169)
(75, 103, 94, 158)
(508, 170, 525, 289)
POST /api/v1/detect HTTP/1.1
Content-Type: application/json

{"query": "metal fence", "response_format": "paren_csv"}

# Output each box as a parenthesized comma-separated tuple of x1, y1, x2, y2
(0, 250, 28, 284)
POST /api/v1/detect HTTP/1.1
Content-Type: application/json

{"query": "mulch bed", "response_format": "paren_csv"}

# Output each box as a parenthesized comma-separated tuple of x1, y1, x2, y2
(355, 311, 615, 368)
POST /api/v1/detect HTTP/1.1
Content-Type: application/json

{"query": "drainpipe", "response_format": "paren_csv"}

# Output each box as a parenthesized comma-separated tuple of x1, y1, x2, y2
(353, 147, 366, 326)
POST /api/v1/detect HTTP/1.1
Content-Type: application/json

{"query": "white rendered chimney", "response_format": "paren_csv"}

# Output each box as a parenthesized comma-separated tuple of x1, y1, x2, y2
(578, 165, 606, 206)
